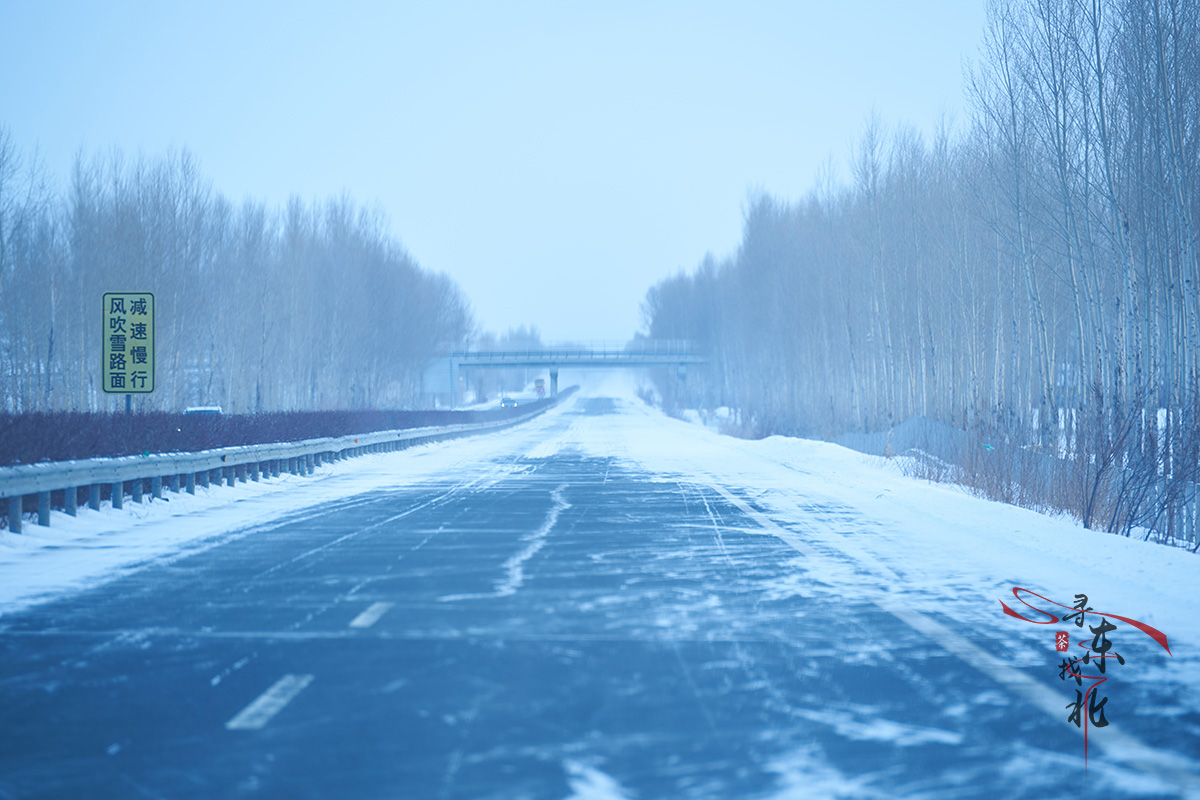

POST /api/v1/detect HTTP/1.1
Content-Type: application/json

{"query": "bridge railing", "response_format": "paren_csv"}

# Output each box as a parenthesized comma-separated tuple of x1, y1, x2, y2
(453, 340, 702, 360)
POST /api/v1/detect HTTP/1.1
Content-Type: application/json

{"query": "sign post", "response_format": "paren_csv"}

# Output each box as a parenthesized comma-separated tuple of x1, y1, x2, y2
(102, 292, 155, 411)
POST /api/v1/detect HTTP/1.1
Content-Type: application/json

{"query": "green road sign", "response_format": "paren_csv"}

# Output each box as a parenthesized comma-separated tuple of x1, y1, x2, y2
(102, 292, 155, 394)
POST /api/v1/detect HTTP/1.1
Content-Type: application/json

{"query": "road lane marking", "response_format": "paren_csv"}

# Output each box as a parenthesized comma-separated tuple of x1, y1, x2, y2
(705, 482, 1200, 793)
(210, 654, 254, 686)
(349, 602, 394, 629)
(225, 674, 314, 730)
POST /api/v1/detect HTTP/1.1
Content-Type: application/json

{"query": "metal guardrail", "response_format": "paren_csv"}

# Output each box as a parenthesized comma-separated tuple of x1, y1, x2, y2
(0, 398, 564, 533)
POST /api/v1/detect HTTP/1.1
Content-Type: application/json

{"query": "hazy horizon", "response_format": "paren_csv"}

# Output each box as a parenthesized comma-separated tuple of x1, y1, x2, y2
(3, 1, 985, 341)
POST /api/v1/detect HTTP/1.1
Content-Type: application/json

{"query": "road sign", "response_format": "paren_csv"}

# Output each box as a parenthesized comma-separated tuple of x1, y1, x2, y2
(102, 292, 155, 394)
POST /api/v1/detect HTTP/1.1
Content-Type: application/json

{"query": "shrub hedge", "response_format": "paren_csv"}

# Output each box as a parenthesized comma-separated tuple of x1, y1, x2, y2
(0, 399, 556, 467)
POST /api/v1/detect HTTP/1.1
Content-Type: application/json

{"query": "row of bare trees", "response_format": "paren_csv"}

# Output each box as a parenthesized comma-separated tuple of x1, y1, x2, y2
(643, 0, 1200, 543)
(0, 134, 473, 412)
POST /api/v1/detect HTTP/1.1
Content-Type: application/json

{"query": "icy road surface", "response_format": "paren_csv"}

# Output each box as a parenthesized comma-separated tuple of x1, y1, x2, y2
(1, 393, 1197, 799)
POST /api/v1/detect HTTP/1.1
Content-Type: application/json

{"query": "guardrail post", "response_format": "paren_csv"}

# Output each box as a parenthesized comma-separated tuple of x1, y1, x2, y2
(37, 491, 50, 526)
(250, 462, 260, 481)
(89, 484, 101, 511)
(225, 466, 235, 487)
(7, 496, 21, 532)
(132, 478, 143, 504)
(199, 470, 209, 489)
(65, 486, 77, 516)
(112, 482, 123, 510)
(169, 474, 180, 493)
(151, 476, 162, 500)
(305, 454, 315, 474)
(186, 472, 196, 494)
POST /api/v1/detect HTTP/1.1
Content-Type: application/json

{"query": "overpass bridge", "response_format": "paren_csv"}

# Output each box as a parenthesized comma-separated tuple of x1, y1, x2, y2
(427, 341, 706, 406)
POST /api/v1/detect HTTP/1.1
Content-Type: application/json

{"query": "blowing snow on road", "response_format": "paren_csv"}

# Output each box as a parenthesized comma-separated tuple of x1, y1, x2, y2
(1, 390, 1197, 799)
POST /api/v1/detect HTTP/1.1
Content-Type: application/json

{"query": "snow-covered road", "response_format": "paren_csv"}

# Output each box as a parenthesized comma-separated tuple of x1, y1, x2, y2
(1, 391, 1196, 798)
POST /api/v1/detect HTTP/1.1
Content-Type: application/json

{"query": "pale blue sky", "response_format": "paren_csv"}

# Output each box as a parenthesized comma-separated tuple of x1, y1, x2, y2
(2, 1, 986, 341)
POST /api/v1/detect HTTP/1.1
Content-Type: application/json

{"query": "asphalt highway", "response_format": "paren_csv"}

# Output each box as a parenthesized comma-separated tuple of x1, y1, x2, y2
(0, 397, 1193, 799)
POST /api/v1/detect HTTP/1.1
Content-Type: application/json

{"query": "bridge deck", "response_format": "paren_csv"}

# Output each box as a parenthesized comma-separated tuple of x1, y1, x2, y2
(450, 349, 706, 367)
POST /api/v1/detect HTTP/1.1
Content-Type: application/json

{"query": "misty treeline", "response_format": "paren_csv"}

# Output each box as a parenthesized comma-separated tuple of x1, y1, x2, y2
(644, 0, 1200, 543)
(0, 130, 472, 413)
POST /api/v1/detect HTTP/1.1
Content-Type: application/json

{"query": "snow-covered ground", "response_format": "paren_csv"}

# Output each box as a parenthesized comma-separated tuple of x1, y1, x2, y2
(2, 376, 1196, 792)
(4, 378, 1195, 658)
(0, 407, 571, 615)
(604, 398, 1199, 654)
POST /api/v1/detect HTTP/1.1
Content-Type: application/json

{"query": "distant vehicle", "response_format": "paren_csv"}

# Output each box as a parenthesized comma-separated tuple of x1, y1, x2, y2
(183, 406, 223, 416)
(500, 397, 517, 408)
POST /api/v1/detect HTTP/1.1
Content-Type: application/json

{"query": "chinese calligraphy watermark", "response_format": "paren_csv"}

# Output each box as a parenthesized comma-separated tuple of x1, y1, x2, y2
(999, 587, 1171, 767)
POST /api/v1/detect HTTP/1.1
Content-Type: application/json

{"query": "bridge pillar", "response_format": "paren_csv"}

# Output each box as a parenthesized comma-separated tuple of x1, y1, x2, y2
(550, 367, 558, 398)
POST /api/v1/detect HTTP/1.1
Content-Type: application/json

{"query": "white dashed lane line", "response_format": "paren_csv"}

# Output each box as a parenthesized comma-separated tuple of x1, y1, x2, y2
(349, 602, 394, 629)
(225, 674, 314, 731)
